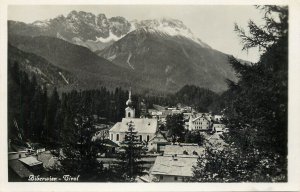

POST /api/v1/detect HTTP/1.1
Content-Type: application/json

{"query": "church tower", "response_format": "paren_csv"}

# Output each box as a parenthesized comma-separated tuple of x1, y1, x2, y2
(125, 88, 135, 118)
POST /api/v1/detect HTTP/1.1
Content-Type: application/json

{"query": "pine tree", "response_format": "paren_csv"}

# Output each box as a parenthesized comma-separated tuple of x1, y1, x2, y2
(60, 113, 105, 181)
(226, 5, 288, 159)
(166, 113, 185, 142)
(115, 121, 146, 181)
(192, 5, 288, 182)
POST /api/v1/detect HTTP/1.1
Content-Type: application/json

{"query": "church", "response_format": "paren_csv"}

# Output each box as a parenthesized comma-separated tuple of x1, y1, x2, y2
(109, 90, 158, 145)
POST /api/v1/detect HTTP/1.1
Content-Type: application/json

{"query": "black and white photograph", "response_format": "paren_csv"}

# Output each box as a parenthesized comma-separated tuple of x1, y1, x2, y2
(1, 0, 300, 191)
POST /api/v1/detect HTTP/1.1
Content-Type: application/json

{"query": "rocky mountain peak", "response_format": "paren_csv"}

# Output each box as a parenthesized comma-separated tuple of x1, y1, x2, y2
(66, 10, 96, 24)
(131, 18, 210, 48)
(9, 10, 210, 51)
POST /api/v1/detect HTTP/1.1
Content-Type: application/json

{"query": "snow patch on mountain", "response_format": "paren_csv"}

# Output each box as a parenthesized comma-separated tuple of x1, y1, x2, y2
(57, 32, 68, 41)
(16, 11, 211, 50)
(153, 26, 208, 48)
(32, 20, 50, 27)
(165, 65, 172, 73)
(126, 52, 134, 70)
(107, 54, 116, 61)
(96, 31, 124, 43)
(59, 72, 69, 84)
(27, 65, 45, 76)
(132, 18, 211, 49)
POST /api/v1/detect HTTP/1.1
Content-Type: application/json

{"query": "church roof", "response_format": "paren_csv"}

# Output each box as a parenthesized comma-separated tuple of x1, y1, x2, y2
(109, 118, 158, 134)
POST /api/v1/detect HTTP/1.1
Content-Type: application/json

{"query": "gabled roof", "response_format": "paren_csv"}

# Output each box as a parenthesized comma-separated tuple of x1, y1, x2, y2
(150, 156, 198, 177)
(149, 131, 169, 144)
(164, 144, 205, 156)
(191, 115, 210, 122)
(109, 118, 158, 134)
(19, 156, 43, 166)
(153, 104, 167, 111)
(213, 123, 225, 128)
(205, 133, 228, 149)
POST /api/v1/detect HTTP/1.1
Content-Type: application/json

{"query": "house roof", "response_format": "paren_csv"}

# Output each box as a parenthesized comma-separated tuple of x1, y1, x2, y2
(153, 104, 167, 111)
(164, 144, 205, 156)
(19, 156, 43, 166)
(8, 159, 33, 178)
(192, 115, 210, 122)
(213, 124, 225, 131)
(149, 132, 169, 144)
(205, 133, 228, 149)
(213, 124, 225, 127)
(150, 156, 198, 177)
(109, 118, 158, 134)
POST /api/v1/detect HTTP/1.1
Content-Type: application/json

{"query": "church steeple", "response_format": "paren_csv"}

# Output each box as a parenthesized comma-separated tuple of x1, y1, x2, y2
(125, 88, 135, 118)
(126, 88, 133, 107)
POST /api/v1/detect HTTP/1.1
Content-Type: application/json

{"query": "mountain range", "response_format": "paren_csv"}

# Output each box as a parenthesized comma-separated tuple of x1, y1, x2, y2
(8, 10, 240, 94)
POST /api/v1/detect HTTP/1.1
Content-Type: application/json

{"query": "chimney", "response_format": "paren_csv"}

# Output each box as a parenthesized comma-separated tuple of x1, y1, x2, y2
(172, 154, 178, 161)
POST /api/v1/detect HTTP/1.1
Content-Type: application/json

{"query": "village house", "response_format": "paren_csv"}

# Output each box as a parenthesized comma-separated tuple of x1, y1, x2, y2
(94, 124, 110, 140)
(8, 141, 44, 181)
(163, 143, 205, 157)
(149, 109, 172, 124)
(183, 112, 192, 121)
(213, 114, 223, 122)
(109, 90, 158, 145)
(18, 156, 43, 171)
(150, 144, 205, 182)
(8, 145, 26, 160)
(212, 123, 226, 133)
(188, 114, 212, 131)
(147, 131, 170, 153)
(150, 155, 198, 182)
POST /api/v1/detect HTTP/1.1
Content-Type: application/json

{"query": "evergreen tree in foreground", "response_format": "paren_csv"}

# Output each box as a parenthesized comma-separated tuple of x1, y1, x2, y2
(115, 121, 146, 181)
(60, 111, 105, 181)
(191, 5, 288, 182)
(166, 113, 185, 143)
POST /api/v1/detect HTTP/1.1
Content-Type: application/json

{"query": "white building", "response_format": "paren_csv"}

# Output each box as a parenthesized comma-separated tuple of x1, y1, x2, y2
(109, 89, 158, 145)
(150, 155, 198, 182)
(214, 115, 223, 122)
(188, 115, 212, 131)
(150, 144, 205, 182)
(212, 123, 225, 133)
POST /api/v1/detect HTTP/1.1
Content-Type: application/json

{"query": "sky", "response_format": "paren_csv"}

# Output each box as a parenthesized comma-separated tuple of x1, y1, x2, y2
(8, 5, 266, 62)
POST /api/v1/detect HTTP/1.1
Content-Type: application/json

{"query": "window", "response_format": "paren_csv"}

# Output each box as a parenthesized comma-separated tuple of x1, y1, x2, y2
(116, 134, 119, 141)
(139, 135, 142, 142)
(174, 176, 178, 181)
(111, 134, 113, 140)
(160, 175, 163, 180)
(19, 154, 21, 158)
(147, 135, 150, 142)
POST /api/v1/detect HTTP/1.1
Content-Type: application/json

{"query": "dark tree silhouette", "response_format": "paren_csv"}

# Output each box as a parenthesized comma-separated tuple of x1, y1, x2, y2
(192, 5, 288, 182)
(114, 121, 146, 181)
(166, 113, 185, 142)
